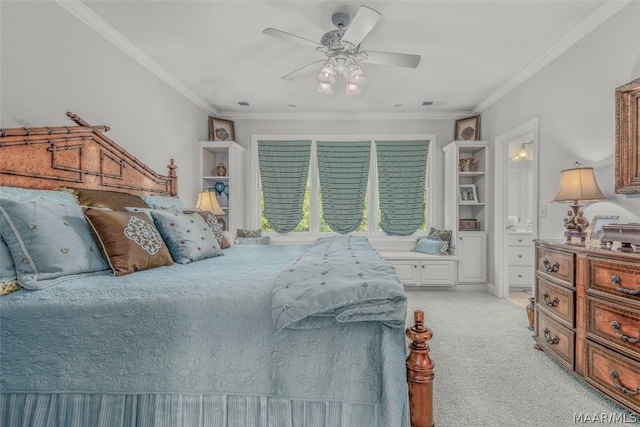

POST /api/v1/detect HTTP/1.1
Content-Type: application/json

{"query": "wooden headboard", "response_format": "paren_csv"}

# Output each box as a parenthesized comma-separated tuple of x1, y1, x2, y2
(0, 112, 178, 196)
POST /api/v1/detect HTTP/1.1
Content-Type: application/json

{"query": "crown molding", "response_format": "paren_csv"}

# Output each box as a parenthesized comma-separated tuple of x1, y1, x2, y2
(223, 109, 469, 121)
(55, 0, 218, 115)
(473, 0, 632, 115)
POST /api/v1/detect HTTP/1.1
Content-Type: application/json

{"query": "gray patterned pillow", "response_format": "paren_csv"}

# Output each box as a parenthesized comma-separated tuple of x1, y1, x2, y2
(151, 211, 224, 264)
(236, 228, 262, 238)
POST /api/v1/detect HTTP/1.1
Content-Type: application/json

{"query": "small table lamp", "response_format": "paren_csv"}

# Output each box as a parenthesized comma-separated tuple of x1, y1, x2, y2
(196, 191, 226, 229)
(552, 162, 606, 245)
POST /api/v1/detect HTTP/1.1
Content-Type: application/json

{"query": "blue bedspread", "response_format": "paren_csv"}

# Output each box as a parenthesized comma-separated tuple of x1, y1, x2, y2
(0, 241, 409, 427)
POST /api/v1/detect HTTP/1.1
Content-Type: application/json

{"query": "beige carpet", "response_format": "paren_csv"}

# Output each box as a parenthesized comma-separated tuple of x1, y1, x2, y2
(404, 291, 636, 427)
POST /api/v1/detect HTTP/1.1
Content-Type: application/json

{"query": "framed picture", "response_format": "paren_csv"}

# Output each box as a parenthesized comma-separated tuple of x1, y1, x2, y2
(586, 215, 619, 243)
(454, 115, 481, 141)
(614, 77, 640, 194)
(459, 219, 478, 230)
(458, 184, 478, 203)
(209, 116, 236, 142)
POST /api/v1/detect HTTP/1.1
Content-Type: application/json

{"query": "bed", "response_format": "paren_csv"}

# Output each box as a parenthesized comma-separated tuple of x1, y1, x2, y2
(0, 113, 434, 427)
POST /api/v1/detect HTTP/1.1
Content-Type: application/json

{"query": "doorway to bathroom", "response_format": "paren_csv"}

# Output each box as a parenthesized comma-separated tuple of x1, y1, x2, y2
(493, 117, 539, 300)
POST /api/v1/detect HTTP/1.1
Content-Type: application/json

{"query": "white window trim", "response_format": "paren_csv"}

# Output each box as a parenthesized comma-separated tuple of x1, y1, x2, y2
(250, 133, 436, 245)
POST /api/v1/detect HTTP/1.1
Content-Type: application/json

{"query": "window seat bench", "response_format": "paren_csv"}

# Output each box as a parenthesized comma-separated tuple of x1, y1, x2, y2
(378, 251, 458, 287)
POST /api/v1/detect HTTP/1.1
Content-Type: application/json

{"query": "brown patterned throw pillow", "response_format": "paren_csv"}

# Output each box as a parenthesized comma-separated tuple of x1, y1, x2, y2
(67, 188, 148, 211)
(83, 208, 173, 276)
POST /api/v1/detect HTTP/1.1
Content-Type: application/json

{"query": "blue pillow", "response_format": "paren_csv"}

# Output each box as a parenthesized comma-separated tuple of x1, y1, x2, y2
(151, 211, 223, 264)
(141, 195, 186, 211)
(1, 236, 15, 284)
(0, 186, 80, 283)
(415, 237, 449, 255)
(0, 186, 79, 205)
(0, 199, 109, 290)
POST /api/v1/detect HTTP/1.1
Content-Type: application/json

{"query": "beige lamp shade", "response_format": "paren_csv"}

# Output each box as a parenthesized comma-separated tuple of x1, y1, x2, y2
(552, 163, 606, 203)
(196, 191, 225, 216)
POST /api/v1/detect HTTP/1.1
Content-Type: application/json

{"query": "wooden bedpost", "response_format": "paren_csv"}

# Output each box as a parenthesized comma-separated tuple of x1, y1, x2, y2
(406, 310, 434, 427)
(167, 158, 178, 197)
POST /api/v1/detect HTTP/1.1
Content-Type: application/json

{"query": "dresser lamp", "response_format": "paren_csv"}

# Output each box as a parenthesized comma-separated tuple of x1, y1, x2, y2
(196, 190, 227, 230)
(551, 162, 606, 245)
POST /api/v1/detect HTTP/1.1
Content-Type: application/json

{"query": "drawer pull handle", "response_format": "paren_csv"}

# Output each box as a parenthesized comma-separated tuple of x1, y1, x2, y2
(543, 259, 559, 273)
(543, 328, 559, 345)
(543, 292, 559, 308)
(518, 255, 523, 258)
(610, 370, 640, 396)
(611, 321, 640, 344)
(612, 275, 640, 295)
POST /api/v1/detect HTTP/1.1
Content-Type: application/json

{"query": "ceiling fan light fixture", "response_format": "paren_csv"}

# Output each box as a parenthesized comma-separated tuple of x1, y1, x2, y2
(317, 82, 334, 95)
(345, 83, 361, 96)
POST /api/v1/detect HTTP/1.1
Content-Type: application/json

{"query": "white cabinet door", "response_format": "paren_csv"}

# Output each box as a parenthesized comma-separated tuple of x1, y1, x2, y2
(457, 232, 486, 283)
(389, 261, 419, 286)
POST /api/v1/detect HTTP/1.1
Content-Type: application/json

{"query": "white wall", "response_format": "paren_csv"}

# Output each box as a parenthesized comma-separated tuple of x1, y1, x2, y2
(481, 1, 640, 285)
(0, 1, 209, 205)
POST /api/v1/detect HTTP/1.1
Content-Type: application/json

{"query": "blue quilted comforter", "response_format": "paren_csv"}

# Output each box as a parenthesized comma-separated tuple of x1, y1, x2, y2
(272, 236, 406, 331)
(0, 238, 409, 427)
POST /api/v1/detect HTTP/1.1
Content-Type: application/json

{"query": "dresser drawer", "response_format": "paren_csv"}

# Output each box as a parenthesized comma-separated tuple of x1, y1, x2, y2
(536, 246, 574, 286)
(536, 276, 574, 327)
(509, 266, 533, 285)
(586, 340, 640, 414)
(587, 257, 640, 304)
(508, 247, 534, 266)
(535, 310, 574, 370)
(587, 297, 640, 360)
(508, 234, 533, 247)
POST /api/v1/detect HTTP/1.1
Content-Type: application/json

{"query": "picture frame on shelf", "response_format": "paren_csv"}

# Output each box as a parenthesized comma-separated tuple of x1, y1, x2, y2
(454, 115, 480, 141)
(459, 219, 478, 231)
(209, 116, 236, 142)
(586, 215, 619, 244)
(458, 184, 478, 203)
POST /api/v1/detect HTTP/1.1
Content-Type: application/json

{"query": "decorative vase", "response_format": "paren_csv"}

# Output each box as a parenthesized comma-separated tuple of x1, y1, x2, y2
(459, 157, 475, 172)
(526, 297, 535, 331)
(216, 162, 227, 176)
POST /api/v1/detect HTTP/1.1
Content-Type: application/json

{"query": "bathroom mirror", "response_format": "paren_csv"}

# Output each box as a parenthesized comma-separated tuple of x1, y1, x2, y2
(507, 138, 533, 231)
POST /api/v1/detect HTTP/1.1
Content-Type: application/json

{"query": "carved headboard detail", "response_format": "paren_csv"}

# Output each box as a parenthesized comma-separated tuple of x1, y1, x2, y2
(0, 112, 177, 196)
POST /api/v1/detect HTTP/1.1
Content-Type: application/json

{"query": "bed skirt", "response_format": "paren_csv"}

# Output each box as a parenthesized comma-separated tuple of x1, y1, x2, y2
(1, 393, 403, 427)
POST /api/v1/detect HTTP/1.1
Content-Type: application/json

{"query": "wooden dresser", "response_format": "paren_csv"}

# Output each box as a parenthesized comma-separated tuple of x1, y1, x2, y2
(534, 240, 640, 414)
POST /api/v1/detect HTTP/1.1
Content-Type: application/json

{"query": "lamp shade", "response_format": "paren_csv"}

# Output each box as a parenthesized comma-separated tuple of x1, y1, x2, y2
(196, 191, 225, 216)
(552, 164, 606, 203)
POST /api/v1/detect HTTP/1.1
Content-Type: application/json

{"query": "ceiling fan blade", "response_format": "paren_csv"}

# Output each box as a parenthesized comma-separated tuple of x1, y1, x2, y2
(341, 6, 382, 47)
(362, 51, 421, 68)
(281, 60, 326, 80)
(263, 28, 322, 49)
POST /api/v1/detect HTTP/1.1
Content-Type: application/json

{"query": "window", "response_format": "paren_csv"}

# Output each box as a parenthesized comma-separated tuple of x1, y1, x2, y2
(251, 134, 434, 239)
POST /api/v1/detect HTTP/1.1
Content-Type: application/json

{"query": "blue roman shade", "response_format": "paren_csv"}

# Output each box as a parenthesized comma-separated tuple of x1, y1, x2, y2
(258, 140, 311, 233)
(316, 141, 371, 234)
(376, 140, 430, 236)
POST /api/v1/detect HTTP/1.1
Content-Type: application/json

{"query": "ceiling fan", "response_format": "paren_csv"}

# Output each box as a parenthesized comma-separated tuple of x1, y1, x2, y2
(262, 5, 421, 95)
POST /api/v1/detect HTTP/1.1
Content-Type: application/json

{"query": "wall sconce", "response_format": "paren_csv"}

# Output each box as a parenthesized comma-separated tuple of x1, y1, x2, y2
(551, 162, 606, 245)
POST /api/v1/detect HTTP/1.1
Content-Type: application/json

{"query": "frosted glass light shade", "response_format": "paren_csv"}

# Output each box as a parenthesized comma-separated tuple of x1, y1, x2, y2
(348, 67, 367, 85)
(317, 82, 334, 95)
(317, 66, 336, 84)
(345, 83, 361, 96)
